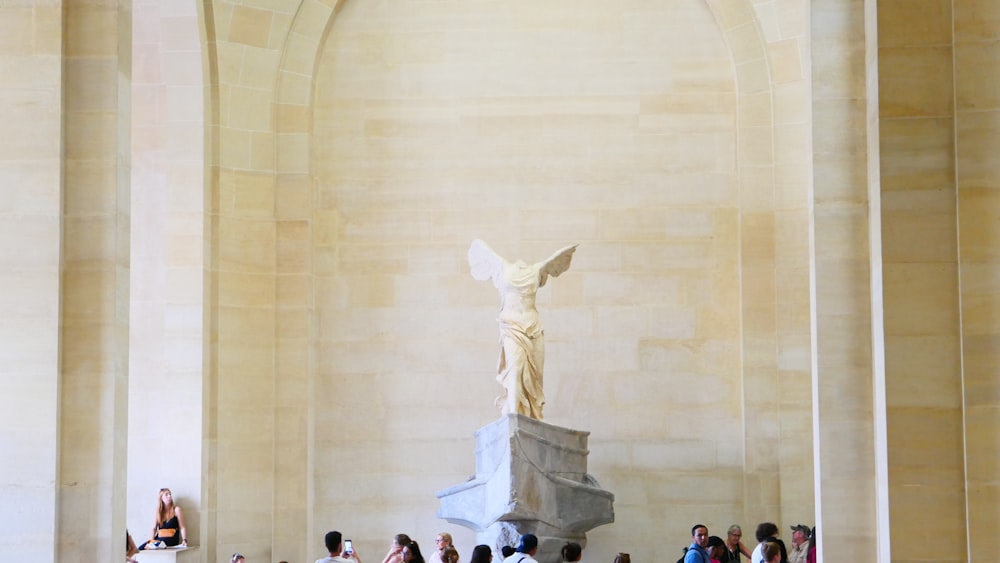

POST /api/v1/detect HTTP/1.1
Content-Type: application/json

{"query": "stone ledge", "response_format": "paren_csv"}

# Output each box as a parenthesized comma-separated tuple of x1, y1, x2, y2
(136, 546, 198, 563)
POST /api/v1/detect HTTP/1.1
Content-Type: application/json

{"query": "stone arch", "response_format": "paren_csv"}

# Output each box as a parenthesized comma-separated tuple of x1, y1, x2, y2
(266, 0, 811, 553)
(701, 0, 815, 527)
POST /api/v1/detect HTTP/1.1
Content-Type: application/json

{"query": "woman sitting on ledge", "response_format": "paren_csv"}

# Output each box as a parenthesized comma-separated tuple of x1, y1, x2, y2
(139, 488, 187, 549)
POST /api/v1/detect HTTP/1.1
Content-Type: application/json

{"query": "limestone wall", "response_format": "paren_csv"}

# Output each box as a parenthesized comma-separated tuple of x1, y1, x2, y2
(126, 0, 207, 556)
(59, 1, 132, 561)
(0, 3, 63, 561)
(6, 0, 1000, 561)
(878, 1, 967, 560)
(955, 0, 1000, 554)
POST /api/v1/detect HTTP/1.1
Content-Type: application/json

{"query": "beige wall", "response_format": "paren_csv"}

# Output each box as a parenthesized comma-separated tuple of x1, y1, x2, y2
(955, 0, 1000, 554)
(127, 0, 207, 552)
(810, 0, 891, 558)
(4, 0, 1000, 561)
(877, 0, 1000, 559)
(878, 1, 967, 561)
(311, 2, 743, 560)
(0, 3, 63, 561)
(59, 0, 133, 560)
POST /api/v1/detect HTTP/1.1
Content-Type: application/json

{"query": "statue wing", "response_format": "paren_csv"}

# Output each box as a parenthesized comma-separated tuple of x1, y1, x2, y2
(468, 239, 504, 286)
(537, 243, 578, 287)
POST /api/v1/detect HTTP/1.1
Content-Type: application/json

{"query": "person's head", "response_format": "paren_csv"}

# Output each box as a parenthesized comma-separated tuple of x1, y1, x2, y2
(516, 534, 538, 555)
(501, 546, 516, 558)
(403, 541, 426, 563)
(561, 542, 582, 562)
(436, 533, 453, 552)
(755, 522, 778, 542)
(442, 547, 459, 563)
(707, 536, 725, 559)
(470, 544, 493, 563)
(395, 534, 413, 549)
(613, 553, 630, 563)
(158, 488, 174, 505)
(156, 488, 176, 522)
(231, 554, 245, 563)
(726, 525, 743, 547)
(789, 524, 810, 546)
(691, 525, 709, 548)
(762, 542, 781, 563)
(325, 531, 343, 555)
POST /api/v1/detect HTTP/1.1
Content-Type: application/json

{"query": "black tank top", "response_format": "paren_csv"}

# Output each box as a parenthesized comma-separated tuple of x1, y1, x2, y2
(156, 515, 181, 546)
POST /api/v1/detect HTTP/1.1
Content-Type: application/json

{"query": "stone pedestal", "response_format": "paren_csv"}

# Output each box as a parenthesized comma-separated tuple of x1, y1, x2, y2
(436, 415, 614, 563)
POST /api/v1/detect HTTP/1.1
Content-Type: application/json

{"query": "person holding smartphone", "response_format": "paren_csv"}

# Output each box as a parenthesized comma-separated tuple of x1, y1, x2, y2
(316, 531, 363, 563)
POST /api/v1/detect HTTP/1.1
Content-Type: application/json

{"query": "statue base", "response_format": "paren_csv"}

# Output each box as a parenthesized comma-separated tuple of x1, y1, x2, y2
(435, 414, 614, 563)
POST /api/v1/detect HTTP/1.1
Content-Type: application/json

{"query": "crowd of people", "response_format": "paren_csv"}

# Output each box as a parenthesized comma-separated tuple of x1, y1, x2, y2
(679, 522, 817, 563)
(128, 488, 815, 563)
(313, 531, 581, 563)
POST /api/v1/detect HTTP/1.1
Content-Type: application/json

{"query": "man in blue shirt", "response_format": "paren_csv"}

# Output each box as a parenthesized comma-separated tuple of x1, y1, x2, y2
(684, 524, 711, 563)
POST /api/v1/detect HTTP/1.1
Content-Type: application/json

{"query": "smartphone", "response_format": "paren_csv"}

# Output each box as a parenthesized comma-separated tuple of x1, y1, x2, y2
(345, 540, 354, 555)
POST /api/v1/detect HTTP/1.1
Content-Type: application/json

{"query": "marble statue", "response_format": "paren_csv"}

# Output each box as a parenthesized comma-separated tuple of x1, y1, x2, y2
(468, 239, 578, 419)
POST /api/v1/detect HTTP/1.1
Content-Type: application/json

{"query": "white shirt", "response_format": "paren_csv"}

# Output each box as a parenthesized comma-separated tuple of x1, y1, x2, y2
(750, 543, 763, 563)
(503, 553, 538, 563)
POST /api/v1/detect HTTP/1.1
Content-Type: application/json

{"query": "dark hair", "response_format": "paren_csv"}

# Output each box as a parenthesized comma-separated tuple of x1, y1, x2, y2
(442, 547, 460, 563)
(691, 524, 708, 536)
(406, 540, 426, 563)
(755, 522, 778, 542)
(561, 542, 582, 562)
(517, 534, 538, 553)
(501, 546, 516, 558)
(807, 527, 817, 554)
(325, 531, 343, 553)
(470, 545, 492, 563)
(396, 534, 413, 547)
(613, 553, 630, 563)
(708, 536, 725, 549)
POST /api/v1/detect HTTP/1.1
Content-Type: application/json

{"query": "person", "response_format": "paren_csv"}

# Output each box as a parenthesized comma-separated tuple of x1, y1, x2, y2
(126, 530, 139, 563)
(613, 554, 630, 563)
(316, 530, 362, 563)
(682, 525, 711, 563)
(382, 534, 413, 563)
(442, 547, 459, 563)
(468, 239, 578, 419)
(502, 533, 539, 563)
(805, 528, 816, 563)
(721, 525, 751, 562)
(787, 525, 809, 563)
(429, 533, 453, 563)
(761, 542, 782, 563)
(501, 546, 516, 559)
(231, 555, 245, 563)
(749, 524, 786, 563)
(403, 542, 426, 563)
(139, 488, 187, 549)
(707, 536, 726, 563)
(469, 545, 493, 563)
(560, 542, 582, 562)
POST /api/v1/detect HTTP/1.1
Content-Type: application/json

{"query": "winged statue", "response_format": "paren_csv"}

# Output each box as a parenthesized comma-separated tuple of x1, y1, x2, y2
(468, 239, 579, 419)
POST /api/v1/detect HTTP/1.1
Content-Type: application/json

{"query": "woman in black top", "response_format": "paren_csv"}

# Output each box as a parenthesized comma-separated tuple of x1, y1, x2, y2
(139, 488, 187, 549)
